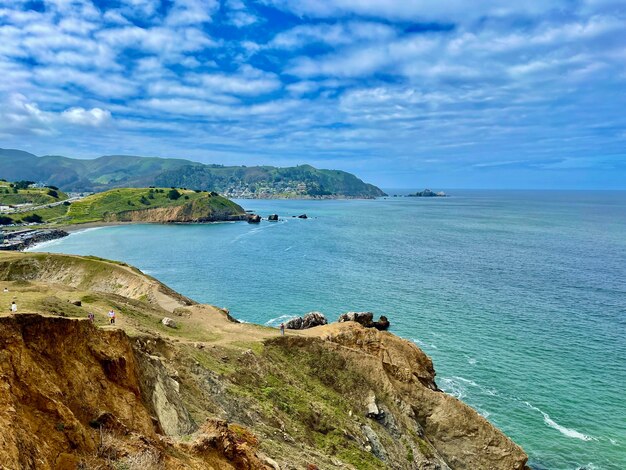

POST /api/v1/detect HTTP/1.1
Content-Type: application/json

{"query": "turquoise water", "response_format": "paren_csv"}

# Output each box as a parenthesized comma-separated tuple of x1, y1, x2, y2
(31, 190, 626, 469)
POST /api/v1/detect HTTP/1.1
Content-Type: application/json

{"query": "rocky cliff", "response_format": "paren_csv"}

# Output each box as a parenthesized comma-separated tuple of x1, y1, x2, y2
(0, 252, 529, 470)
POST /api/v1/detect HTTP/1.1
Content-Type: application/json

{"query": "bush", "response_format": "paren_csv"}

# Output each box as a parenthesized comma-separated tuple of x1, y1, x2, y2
(184, 195, 189, 200)
(14, 180, 34, 190)
(0, 216, 13, 225)
(22, 214, 43, 223)
(47, 189, 59, 198)
(167, 189, 181, 200)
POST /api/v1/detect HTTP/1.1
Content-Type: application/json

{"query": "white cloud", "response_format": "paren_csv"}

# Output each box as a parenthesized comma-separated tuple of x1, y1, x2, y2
(270, 21, 396, 49)
(262, 0, 568, 22)
(166, 0, 219, 26)
(61, 107, 112, 126)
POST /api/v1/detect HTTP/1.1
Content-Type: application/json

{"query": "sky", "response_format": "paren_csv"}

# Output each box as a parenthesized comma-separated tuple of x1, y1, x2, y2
(0, 0, 625, 189)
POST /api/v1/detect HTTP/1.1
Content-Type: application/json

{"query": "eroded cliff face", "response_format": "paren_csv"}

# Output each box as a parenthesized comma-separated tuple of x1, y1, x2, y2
(0, 252, 529, 470)
(309, 324, 529, 470)
(0, 315, 270, 470)
(105, 199, 246, 223)
(0, 315, 154, 468)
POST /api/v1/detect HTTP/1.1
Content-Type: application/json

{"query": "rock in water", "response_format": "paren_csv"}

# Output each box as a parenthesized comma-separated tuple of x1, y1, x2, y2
(297, 214, 308, 219)
(268, 214, 279, 221)
(162, 317, 177, 328)
(247, 214, 261, 223)
(285, 311, 328, 330)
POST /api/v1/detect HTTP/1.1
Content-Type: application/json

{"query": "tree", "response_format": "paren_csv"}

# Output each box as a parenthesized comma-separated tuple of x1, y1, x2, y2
(167, 189, 181, 200)
(14, 180, 34, 190)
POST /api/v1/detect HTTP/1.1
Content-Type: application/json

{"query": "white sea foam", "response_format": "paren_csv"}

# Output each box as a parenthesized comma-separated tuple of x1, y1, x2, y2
(524, 402, 595, 441)
(284, 246, 293, 251)
(264, 314, 294, 327)
(439, 377, 467, 400)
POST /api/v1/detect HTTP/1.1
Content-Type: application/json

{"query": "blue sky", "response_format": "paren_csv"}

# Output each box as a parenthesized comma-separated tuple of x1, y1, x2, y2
(0, 0, 625, 189)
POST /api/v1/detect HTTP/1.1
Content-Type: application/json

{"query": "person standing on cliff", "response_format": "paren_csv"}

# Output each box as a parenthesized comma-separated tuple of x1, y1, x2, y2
(88, 312, 95, 323)
(280, 323, 285, 336)
(108, 309, 115, 325)
(10, 301, 16, 312)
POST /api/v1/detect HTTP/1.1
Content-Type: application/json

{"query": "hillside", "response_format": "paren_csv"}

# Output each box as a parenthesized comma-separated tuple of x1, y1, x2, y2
(0, 148, 386, 198)
(0, 251, 529, 470)
(4, 187, 246, 226)
(0, 180, 68, 206)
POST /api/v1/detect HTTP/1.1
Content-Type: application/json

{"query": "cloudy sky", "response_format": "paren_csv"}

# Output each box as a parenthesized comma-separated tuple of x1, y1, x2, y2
(1, 0, 625, 188)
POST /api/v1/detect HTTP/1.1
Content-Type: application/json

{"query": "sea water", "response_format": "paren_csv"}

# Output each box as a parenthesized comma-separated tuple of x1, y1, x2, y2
(30, 190, 626, 469)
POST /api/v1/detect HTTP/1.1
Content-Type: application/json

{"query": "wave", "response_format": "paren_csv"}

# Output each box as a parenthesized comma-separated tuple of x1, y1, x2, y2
(438, 377, 467, 400)
(264, 314, 295, 327)
(524, 402, 595, 441)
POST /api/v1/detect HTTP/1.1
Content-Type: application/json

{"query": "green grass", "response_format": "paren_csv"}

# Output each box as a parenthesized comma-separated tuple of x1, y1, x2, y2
(0, 183, 68, 206)
(222, 337, 383, 469)
(66, 187, 244, 224)
(10, 203, 70, 224)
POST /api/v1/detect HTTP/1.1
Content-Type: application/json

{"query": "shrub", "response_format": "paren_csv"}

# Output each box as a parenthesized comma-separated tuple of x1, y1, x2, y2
(14, 180, 34, 190)
(0, 216, 13, 225)
(22, 214, 43, 223)
(167, 189, 181, 200)
(47, 189, 59, 198)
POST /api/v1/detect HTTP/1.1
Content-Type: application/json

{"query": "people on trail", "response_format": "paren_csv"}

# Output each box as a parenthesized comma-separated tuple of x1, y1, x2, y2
(88, 312, 95, 323)
(10, 301, 17, 312)
(3, 287, 8, 293)
(280, 323, 285, 336)
(108, 309, 115, 324)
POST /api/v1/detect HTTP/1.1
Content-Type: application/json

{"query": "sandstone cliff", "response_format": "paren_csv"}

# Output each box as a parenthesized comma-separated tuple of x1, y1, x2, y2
(0, 252, 530, 470)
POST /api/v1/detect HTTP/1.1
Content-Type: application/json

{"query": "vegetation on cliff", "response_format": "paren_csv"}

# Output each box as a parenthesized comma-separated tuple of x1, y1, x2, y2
(0, 251, 529, 470)
(3, 187, 246, 226)
(0, 180, 68, 206)
(0, 148, 385, 198)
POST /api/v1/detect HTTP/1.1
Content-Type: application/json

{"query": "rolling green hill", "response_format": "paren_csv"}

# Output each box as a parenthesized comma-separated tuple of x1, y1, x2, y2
(4, 187, 246, 226)
(0, 148, 385, 198)
(0, 180, 68, 206)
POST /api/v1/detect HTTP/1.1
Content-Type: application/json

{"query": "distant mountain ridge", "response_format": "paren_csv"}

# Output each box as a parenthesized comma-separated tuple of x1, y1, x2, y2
(0, 148, 385, 198)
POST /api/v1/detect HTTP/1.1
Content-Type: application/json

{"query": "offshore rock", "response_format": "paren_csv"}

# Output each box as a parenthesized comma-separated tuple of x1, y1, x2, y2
(268, 214, 279, 221)
(247, 214, 261, 223)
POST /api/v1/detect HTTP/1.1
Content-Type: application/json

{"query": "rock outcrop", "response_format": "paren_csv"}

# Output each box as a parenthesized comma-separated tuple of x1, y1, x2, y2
(162, 317, 177, 328)
(106, 200, 246, 223)
(247, 214, 261, 223)
(285, 311, 328, 329)
(267, 214, 279, 221)
(338, 311, 390, 330)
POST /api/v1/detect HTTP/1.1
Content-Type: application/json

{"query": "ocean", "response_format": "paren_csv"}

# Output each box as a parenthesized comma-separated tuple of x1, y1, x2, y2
(30, 190, 626, 470)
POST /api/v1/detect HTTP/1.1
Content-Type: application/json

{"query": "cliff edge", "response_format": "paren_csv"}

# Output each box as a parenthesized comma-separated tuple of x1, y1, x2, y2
(0, 252, 529, 470)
